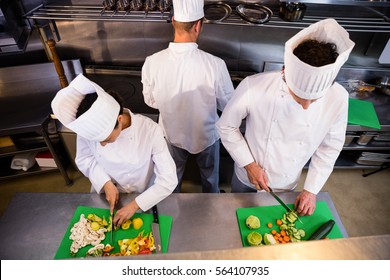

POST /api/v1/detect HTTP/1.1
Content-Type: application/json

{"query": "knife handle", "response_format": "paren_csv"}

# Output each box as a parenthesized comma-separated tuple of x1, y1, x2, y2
(152, 205, 159, 224)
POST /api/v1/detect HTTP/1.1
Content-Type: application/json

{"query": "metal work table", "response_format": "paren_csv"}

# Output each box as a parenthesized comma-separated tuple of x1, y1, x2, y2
(0, 192, 348, 260)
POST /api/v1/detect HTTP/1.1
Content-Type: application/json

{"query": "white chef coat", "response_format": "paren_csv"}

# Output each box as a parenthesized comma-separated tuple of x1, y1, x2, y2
(216, 71, 348, 194)
(142, 42, 234, 153)
(75, 110, 178, 211)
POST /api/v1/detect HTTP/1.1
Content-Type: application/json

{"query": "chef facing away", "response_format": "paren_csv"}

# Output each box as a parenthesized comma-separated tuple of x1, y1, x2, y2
(51, 74, 177, 226)
(142, 0, 234, 193)
(217, 18, 355, 216)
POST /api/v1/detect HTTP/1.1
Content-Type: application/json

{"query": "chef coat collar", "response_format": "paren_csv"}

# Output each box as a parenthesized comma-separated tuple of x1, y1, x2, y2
(168, 42, 199, 52)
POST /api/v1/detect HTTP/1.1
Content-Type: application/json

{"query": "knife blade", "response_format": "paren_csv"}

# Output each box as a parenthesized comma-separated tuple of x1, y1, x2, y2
(268, 187, 303, 224)
(151, 205, 162, 254)
(110, 210, 114, 245)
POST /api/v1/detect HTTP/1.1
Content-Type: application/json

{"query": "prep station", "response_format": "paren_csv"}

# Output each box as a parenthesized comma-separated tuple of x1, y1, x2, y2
(1, 0, 390, 260)
(0, 191, 389, 260)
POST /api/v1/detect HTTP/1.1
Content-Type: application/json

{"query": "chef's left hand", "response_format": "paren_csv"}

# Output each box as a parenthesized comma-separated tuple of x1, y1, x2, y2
(113, 199, 140, 227)
(294, 190, 316, 216)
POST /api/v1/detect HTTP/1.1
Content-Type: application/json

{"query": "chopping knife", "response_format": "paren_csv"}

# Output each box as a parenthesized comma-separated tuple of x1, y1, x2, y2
(151, 205, 162, 254)
(268, 187, 303, 224)
(110, 210, 114, 244)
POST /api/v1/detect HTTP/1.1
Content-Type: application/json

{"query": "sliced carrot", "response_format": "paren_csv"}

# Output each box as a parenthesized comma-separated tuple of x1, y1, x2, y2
(267, 222, 273, 228)
(281, 240, 286, 244)
(276, 233, 281, 237)
(280, 230, 286, 237)
(271, 229, 277, 235)
(276, 219, 282, 226)
(283, 235, 290, 242)
(278, 237, 283, 242)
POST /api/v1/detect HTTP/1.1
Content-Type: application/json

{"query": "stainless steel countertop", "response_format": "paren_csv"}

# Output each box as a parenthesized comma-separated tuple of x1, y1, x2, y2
(0, 192, 350, 260)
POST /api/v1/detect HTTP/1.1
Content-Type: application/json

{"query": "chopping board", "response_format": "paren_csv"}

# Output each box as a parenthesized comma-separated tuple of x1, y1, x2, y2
(348, 98, 381, 129)
(54, 206, 172, 259)
(236, 201, 343, 247)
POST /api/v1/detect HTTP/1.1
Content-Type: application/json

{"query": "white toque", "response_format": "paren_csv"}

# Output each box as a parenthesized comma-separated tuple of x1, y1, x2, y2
(173, 0, 204, 22)
(51, 74, 120, 142)
(284, 18, 355, 99)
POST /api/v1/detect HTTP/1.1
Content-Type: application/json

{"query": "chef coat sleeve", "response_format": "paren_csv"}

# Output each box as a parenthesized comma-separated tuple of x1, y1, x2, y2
(215, 60, 234, 111)
(134, 126, 177, 211)
(216, 78, 256, 168)
(141, 57, 158, 109)
(304, 91, 348, 194)
(75, 136, 111, 193)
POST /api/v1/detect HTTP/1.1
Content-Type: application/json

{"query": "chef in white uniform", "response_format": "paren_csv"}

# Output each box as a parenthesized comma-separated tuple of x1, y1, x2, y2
(217, 19, 355, 215)
(51, 74, 177, 226)
(141, 0, 234, 193)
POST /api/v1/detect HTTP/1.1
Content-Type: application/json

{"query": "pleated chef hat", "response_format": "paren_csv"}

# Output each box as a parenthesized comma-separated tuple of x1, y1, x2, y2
(173, 0, 204, 22)
(284, 18, 355, 99)
(51, 74, 120, 142)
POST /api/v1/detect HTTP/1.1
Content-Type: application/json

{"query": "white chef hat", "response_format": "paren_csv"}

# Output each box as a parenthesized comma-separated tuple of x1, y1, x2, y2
(51, 73, 120, 142)
(284, 18, 355, 100)
(173, 0, 204, 22)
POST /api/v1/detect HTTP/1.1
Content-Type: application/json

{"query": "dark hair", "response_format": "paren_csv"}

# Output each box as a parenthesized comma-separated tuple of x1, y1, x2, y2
(76, 91, 123, 128)
(293, 39, 339, 67)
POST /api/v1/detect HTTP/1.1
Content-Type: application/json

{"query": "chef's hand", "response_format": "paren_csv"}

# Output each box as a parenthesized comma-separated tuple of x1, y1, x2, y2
(244, 161, 269, 192)
(114, 200, 140, 227)
(294, 190, 316, 216)
(103, 180, 119, 214)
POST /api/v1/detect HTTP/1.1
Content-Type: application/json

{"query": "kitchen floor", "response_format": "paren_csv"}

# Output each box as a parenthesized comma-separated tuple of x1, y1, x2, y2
(0, 165, 389, 238)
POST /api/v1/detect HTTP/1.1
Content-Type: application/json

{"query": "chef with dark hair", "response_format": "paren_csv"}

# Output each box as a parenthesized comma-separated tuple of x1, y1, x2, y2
(217, 19, 355, 216)
(51, 74, 177, 226)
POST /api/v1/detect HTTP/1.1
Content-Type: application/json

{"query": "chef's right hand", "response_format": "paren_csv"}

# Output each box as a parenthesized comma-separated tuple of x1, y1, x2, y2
(103, 180, 119, 214)
(244, 161, 269, 192)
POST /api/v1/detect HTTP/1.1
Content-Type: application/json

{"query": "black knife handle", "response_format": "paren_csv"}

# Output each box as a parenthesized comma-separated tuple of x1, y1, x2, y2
(152, 205, 159, 224)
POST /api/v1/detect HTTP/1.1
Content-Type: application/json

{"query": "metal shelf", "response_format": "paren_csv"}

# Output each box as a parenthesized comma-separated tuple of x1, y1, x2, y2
(25, 4, 390, 33)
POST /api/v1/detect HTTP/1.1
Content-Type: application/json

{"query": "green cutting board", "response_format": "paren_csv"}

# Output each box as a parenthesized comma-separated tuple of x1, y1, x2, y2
(54, 206, 172, 259)
(348, 98, 381, 129)
(236, 201, 343, 247)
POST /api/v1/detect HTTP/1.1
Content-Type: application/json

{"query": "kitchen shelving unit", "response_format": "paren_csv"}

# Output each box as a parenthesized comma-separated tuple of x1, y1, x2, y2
(24, 3, 390, 33)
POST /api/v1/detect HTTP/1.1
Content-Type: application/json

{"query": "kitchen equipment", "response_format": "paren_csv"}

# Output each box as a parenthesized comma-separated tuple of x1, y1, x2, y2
(348, 98, 381, 130)
(117, 0, 131, 11)
(236, 201, 343, 247)
(375, 76, 390, 96)
(130, 0, 143, 11)
(151, 205, 162, 254)
(356, 132, 379, 145)
(110, 209, 115, 244)
(157, 0, 172, 12)
(55, 206, 172, 259)
(204, 2, 232, 23)
(344, 132, 359, 146)
(269, 187, 303, 224)
(101, 0, 117, 15)
(145, 0, 158, 12)
(279, 2, 307, 22)
(236, 4, 272, 24)
(356, 151, 390, 166)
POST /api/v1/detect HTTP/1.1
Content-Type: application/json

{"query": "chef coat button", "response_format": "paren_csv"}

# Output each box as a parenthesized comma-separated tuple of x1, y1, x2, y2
(273, 119, 278, 123)
(299, 141, 303, 145)
(293, 159, 297, 162)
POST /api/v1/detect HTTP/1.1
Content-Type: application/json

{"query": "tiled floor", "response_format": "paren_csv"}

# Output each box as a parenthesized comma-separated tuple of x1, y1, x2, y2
(0, 166, 389, 238)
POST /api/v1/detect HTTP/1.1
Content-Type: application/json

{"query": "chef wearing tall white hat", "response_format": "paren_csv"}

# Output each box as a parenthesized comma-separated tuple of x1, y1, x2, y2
(51, 74, 177, 226)
(142, 0, 234, 193)
(217, 18, 355, 216)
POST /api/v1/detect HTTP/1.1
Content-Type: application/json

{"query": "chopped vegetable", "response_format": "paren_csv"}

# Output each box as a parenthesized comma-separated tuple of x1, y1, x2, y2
(263, 233, 277, 245)
(246, 215, 261, 229)
(121, 219, 131, 230)
(132, 217, 144, 230)
(267, 222, 272, 228)
(276, 219, 282, 226)
(247, 231, 262, 246)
